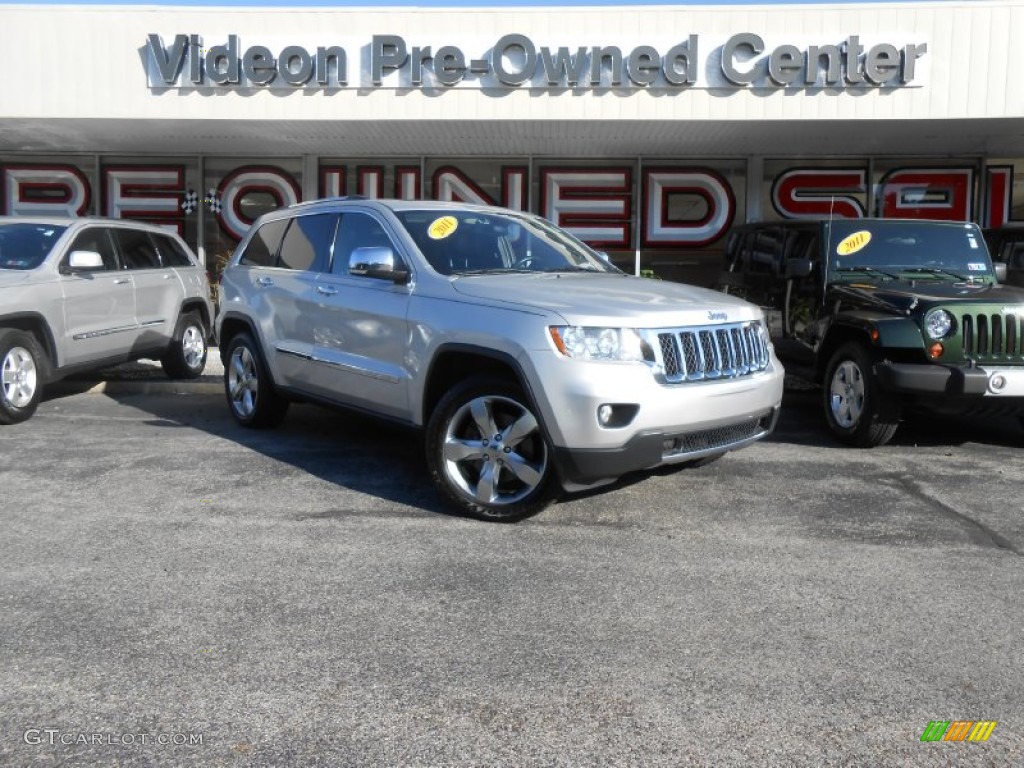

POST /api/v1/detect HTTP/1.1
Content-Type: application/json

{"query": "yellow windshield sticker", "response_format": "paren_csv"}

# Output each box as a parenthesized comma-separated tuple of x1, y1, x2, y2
(428, 216, 459, 240)
(836, 230, 872, 256)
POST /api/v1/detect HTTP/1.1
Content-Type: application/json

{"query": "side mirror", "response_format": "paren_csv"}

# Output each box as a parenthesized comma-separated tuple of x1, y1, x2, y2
(784, 258, 813, 279)
(65, 250, 105, 273)
(994, 262, 1008, 283)
(349, 246, 410, 284)
(595, 251, 610, 262)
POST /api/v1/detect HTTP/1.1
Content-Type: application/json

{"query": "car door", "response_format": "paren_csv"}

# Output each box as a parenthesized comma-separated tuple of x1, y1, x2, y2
(111, 226, 184, 353)
(264, 212, 338, 390)
(58, 226, 137, 367)
(304, 210, 412, 419)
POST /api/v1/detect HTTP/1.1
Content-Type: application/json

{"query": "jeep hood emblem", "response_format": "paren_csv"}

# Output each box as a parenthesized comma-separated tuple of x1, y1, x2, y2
(708, 311, 727, 321)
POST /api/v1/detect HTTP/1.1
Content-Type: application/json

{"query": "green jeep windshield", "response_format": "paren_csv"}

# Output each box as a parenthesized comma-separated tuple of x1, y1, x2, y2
(395, 209, 621, 277)
(825, 220, 994, 283)
(0, 222, 68, 270)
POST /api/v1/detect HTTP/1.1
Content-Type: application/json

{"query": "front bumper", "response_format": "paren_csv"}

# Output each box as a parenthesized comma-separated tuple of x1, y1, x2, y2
(876, 362, 1024, 397)
(552, 406, 780, 489)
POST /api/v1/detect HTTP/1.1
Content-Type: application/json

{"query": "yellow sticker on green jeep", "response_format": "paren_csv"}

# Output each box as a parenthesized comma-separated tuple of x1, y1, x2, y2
(836, 230, 872, 256)
(428, 216, 458, 240)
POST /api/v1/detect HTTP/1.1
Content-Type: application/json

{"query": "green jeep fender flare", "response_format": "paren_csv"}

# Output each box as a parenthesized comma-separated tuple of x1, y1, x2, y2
(817, 312, 924, 377)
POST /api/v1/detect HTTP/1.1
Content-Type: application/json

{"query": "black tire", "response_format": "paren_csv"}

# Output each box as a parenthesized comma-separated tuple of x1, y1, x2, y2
(822, 342, 901, 447)
(223, 332, 289, 429)
(426, 376, 558, 522)
(161, 311, 208, 379)
(0, 329, 47, 425)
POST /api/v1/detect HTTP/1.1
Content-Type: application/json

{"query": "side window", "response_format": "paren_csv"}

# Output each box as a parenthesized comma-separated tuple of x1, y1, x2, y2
(332, 213, 396, 275)
(112, 228, 161, 270)
(1009, 242, 1024, 270)
(749, 228, 783, 275)
(238, 219, 288, 267)
(154, 234, 196, 268)
(65, 228, 118, 270)
(277, 213, 339, 272)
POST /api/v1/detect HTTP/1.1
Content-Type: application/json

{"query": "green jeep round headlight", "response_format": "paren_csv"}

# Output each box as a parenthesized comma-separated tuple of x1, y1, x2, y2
(924, 309, 955, 340)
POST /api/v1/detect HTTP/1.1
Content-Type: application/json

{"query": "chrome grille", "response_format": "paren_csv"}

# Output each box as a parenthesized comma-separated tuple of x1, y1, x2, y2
(961, 312, 1024, 361)
(656, 321, 770, 383)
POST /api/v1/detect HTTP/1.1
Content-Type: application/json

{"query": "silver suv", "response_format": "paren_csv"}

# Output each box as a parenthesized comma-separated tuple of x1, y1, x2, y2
(216, 199, 784, 521)
(0, 217, 214, 424)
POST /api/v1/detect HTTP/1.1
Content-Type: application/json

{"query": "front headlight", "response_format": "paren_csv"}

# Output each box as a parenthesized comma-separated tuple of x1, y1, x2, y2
(549, 326, 650, 362)
(924, 309, 955, 340)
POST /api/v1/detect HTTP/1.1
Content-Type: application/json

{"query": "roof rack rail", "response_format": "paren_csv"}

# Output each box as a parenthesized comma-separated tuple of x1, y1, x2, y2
(291, 195, 368, 208)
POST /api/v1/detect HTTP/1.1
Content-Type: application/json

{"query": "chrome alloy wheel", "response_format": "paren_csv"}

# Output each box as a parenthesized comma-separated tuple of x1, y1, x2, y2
(228, 345, 259, 419)
(181, 324, 206, 370)
(829, 359, 865, 428)
(442, 395, 548, 507)
(2, 345, 38, 408)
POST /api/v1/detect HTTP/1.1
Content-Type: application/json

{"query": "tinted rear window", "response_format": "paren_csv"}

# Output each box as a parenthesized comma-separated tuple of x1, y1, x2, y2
(278, 213, 338, 272)
(113, 228, 161, 270)
(239, 220, 288, 267)
(154, 234, 196, 268)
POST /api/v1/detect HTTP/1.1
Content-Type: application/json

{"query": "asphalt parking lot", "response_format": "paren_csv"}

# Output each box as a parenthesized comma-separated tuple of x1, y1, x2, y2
(1, 360, 1022, 767)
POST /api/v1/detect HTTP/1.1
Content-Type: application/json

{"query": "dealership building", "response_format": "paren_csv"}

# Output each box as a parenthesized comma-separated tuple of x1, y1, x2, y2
(1, 0, 1022, 283)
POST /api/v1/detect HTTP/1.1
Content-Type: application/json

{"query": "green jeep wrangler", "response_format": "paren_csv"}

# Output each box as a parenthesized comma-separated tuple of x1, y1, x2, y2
(721, 218, 1024, 446)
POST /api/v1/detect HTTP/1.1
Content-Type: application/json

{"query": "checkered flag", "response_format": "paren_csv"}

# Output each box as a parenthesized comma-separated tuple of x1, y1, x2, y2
(181, 189, 199, 215)
(206, 188, 222, 214)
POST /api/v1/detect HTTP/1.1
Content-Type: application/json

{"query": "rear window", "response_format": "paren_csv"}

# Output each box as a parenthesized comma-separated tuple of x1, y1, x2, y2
(113, 228, 161, 270)
(154, 233, 196, 268)
(239, 219, 289, 267)
(0, 223, 67, 270)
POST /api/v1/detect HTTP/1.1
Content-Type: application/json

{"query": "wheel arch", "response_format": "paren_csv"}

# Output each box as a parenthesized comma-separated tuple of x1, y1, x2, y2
(420, 344, 537, 427)
(177, 298, 214, 340)
(0, 313, 57, 377)
(216, 311, 262, 366)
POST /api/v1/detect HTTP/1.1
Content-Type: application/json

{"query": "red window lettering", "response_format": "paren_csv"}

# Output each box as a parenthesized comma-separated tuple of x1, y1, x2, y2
(877, 168, 973, 221)
(772, 168, 866, 219)
(540, 168, 631, 248)
(217, 166, 301, 240)
(2, 164, 91, 217)
(642, 168, 735, 247)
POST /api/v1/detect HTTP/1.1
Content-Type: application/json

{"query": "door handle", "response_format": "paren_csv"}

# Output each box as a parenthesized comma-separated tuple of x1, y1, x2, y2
(113, 278, 130, 285)
(316, 286, 338, 296)
(256, 277, 274, 287)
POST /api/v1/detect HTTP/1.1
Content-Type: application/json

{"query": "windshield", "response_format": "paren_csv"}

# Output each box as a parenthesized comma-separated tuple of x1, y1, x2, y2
(0, 223, 67, 270)
(395, 209, 621, 276)
(824, 220, 993, 283)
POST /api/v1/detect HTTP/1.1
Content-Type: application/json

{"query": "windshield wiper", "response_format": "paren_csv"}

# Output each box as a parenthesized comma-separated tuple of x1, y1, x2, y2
(540, 265, 604, 273)
(898, 266, 970, 281)
(453, 268, 536, 275)
(834, 265, 900, 281)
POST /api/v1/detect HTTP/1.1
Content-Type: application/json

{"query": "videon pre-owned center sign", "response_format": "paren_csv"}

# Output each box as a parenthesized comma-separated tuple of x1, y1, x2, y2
(145, 32, 929, 90)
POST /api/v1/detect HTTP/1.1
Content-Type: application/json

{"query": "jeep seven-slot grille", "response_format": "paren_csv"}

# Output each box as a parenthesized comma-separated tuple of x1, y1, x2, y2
(960, 313, 1024, 362)
(656, 321, 770, 383)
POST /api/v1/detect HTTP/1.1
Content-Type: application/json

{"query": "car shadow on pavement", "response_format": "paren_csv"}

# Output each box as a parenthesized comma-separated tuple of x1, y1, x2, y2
(54, 385, 461, 520)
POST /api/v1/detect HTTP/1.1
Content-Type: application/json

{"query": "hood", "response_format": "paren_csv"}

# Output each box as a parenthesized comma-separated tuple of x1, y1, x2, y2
(450, 272, 762, 326)
(831, 279, 1024, 315)
(0, 270, 34, 288)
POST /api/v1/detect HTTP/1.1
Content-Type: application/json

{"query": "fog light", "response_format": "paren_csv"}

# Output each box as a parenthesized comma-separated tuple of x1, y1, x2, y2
(927, 342, 944, 359)
(598, 404, 614, 426)
(990, 374, 1007, 393)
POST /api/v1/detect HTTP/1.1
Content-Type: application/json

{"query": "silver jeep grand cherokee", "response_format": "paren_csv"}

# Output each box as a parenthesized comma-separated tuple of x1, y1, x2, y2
(216, 199, 784, 521)
(0, 217, 214, 424)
